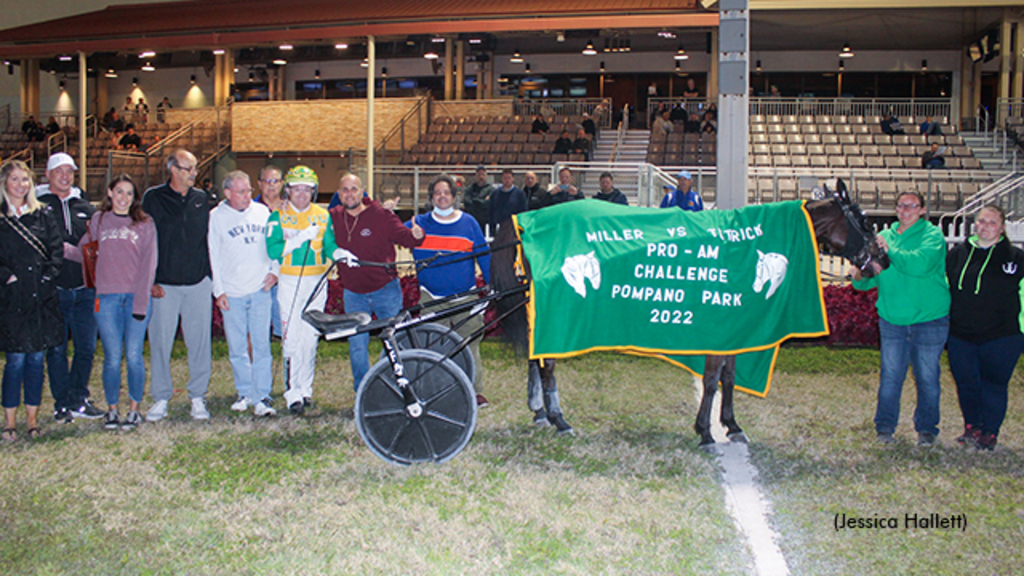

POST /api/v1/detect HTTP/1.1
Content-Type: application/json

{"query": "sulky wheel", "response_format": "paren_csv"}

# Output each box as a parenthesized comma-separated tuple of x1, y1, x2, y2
(355, 349, 476, 466)
(393, 322, 476, 386)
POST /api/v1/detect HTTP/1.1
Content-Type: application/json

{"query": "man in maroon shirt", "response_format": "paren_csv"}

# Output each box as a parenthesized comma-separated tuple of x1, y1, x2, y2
(329, 173, 424, 390)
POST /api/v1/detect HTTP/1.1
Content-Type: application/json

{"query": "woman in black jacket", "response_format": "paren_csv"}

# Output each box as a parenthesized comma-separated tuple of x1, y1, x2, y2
(0, 160, 65, 441)
(946, 204, 1024, 450)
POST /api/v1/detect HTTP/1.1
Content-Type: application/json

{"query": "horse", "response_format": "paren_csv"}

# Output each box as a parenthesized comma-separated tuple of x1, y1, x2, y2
(491, 179, 889, 446)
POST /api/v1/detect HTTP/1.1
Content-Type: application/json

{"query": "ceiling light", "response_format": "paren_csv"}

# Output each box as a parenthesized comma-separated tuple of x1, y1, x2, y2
(139, 51, 156, 58)
(59, 80, 66, 89)
(839, 42, 854, 58)
(233, 67, 238, 73)
(132, 77, 138, 86)
(469, 38, 482, 44)
(248, 71, 255, 81)
(603, 39, 611, 52)
(756, 60, 762, 72)
(335, 43, 349, 50)
(382, 67, 388, 77)
(624, 39, 631, 52)
(279, 44, 293, 51)
(273, 59, 287, 66)
(524, 62, 531, 74)
(583, 40, 597, 56)
(658, 30, 677, 39)
(213, 49, 226, 55)
(141, 63, 156, 72)
(361, 58, 369, 67)
(921, 59, 928, 71)
(59, 55, 72, 62)
(510, 49, 523, 63)
(599, 61, 605, 72)
(557, 32, 565, 43)
(314, 69, 320, 79)
(431, 37, 445, 43)
(105, 69, 118, 78)
(424, 50, 439, 60)
(838, 60, 845, 71)
(674, 46, 689, 60)
(190, 74, 196, 84)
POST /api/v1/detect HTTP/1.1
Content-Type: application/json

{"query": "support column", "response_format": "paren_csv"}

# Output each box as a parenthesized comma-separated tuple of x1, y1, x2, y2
(708, 29, 720, 101)
(20, 59, 40, 117)
(999, 12, 1013, 124)
(366, 35, 375, 197)
(444, 39, 454, 101)
(1014, 21, 1024, 101)
(476, 61, 485, 100)
(960, 49, 974, 126)
(214, 51, 234, 107)
(78, 52, 88, 192)
(455, 39, 465, 100)
(716, 0, 748, 210)
(486, 55, 496, 99)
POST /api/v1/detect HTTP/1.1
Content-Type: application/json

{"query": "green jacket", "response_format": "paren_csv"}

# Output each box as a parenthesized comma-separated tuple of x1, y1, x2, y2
(853, 218, 950, 326)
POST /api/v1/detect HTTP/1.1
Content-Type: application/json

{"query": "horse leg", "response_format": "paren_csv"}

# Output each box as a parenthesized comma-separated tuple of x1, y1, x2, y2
(695, 356, 724, 447)
(539, 359, 574, 436)
(718, 355, 747, 443)
(527, 360, 548, 426)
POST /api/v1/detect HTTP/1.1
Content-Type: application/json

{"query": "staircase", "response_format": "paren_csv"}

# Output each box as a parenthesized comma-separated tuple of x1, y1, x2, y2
(592, 129, 650, 164)
(960, 130, 1016, 176)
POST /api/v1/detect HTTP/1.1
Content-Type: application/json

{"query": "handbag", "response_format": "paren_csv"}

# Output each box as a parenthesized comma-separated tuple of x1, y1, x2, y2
(80, 214, 102, 289)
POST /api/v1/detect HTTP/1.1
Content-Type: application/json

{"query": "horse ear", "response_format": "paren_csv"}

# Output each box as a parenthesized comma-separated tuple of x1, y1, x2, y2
(835, 178, 851, 204)
(757, 249, 764, 258)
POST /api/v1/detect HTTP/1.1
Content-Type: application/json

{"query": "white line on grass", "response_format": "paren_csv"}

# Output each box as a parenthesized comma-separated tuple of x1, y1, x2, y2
(692, 376, 790, 576)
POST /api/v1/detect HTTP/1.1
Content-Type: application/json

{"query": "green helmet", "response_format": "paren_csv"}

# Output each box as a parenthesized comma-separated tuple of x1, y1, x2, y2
(284, 165, 318, 191)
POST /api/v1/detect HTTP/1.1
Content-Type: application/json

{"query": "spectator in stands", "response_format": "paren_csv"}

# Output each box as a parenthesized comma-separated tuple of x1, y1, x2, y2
(919, 116, 943, 136)
(157, 97, 173, 122)
(669, 103, 688, 126)
(946, 204, 1024, 451)
(21, 115, 45, 142)
(661, 170, 703, 211)
(328, 172, 424, 393)
(593, 172, 628, 205)
(266, 166, 338, 412)
(135, 98, 149, 124)
(581, 113, 597, 138)
(531, 114, 549, 134)
(652, 110, 674, 136)
(852, 192, 948, 447)
(142, 149, 213, 422)
(921, 143, 945, 169)
(69, 174, 157, 431)
(489, 169, 528, 233)
(462, 165, 493, 231)
(122, 96, 135, 124)
(106, 110, 125, 134)
(769, 85, 781, 97)
(552, 129, 573, 155)
(700, 110, 717, 135)
(572, 128, 591, 160)
(406, 174, 490, 407)
(45, 117, 61, 135)
(683, 78, 700, 99)
(0, 160, 64, 442)
(118, 124, 143, 151)
(209, 170, 278, 417)
(37, 153, 104, 423)
(880, 112, 906, 136)
(523, 171, 546, 211)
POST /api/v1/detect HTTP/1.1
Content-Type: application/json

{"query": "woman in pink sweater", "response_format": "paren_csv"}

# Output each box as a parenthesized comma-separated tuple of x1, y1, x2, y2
(70, 174, 157, 430)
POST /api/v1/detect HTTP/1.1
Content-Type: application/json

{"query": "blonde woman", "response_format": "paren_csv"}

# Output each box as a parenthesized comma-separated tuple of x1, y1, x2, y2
(0, 160, 65, 441)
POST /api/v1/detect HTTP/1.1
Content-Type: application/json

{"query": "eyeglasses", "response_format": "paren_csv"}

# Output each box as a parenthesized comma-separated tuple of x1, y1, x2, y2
(261, 178, 281, 185)
(173, 164, 197, 173)
(896, 203, 920, 210)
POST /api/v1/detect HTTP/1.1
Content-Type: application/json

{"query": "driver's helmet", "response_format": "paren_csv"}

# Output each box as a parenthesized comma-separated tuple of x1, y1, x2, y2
(285, 165, 318, 194)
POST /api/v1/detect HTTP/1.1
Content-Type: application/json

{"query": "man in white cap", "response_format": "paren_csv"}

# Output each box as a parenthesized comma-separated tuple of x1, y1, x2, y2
(659, 170, 704, 212)
(37, 152, 104, 422)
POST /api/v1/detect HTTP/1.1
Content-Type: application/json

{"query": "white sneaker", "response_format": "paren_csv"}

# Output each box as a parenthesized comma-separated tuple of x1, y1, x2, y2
(254, 400, 277, 417)
(146, 400, 168, 422)
(190, 397, 210, 420)
(230, 397, 253, 411)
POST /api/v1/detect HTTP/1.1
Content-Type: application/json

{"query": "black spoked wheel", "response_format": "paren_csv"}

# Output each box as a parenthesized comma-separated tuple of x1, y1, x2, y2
(393, 322, 476, 386)
(355, 349, 476, 466)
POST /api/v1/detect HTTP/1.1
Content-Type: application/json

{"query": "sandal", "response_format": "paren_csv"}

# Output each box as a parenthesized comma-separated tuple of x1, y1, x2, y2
(26, 427, 41, 440)
(2, 428, 15, 443)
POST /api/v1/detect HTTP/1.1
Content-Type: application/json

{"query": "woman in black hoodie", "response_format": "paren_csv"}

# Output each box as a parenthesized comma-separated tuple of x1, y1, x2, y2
(946, 204, 1024, 450)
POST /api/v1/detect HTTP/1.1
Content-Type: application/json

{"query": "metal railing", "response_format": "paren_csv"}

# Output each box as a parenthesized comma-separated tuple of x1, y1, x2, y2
(513, 98, 613, 129)
(646, 98, 714, 129)
(46, 130, 67, 157)
(374, 94, 431, 166)
(748, 97, 952, 121)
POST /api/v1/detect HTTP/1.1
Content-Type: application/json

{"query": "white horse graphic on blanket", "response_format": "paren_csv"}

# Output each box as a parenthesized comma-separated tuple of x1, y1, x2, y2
(561, 251, 601, 298)
(753, 251, 788, 299)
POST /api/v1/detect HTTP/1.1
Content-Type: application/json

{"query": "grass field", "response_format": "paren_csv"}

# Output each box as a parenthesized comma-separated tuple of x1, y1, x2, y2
(1, 341, 1021, 575)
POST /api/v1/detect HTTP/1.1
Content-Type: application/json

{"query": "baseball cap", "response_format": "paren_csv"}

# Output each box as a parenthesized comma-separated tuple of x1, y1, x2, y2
(47, 152, 78, 172)
(475, 165, 487, 172)
(677, 170, 692, 180)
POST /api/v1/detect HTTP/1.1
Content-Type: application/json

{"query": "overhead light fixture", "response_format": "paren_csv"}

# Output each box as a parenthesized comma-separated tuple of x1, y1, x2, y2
(105, 69, 118, 78)
(431, 37, 445, 43)
(557, 32, 565, 43)
(524, 62, 531, 74)
(213, 49, 226, 55)
(382, 67, 388, 77)
(600, 61, 605, 72)
(510, 49, 523, 63)
(675, 61, 681, 72)
(248, 71, 255, 81)
(424, 49, 439, 60)
(658, 30, 677, 39)
(469, 38, 482, 44)
(839, 60, 845, 71)
(279, 44, 293, 51)
(59, 80, 66, 90)
(335, 43, 349, 50)
(139, 51, 156, 58)
(360, 57, 369, 67)
(756, 60, 762, 72)
(839, 42, 854, 58)
(603, 39, 611, 52)
(674, 46, 689, 60)
(921, 59, 928, 71)
(233, 67, 238, 73)
(58, 55, 72, 62)
(314, 68, 320, 79)
(273, 59, 287, 65)
(190, 74, 196, 84)
(132, 77, 138, 86)
(583, 40, 597, 56)
(141, 63, 156, 72)
(624, 39, 631, 52)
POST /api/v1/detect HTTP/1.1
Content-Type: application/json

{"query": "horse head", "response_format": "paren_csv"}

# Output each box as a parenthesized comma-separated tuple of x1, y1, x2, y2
(805, 179, 890, 278)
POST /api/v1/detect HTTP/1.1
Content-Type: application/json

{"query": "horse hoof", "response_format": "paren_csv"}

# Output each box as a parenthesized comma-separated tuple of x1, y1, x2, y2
(727, 431, 748, 444)
(699, 441, 719, 454)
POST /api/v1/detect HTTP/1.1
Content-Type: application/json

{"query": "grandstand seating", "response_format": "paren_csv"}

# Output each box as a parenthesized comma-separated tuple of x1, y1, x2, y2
(406, 114, 592, 165)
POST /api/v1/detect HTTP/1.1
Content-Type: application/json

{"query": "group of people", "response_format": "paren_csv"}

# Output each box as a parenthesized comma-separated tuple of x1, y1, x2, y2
(20, 115, 61, 142)
(852, 192, 1023, 450)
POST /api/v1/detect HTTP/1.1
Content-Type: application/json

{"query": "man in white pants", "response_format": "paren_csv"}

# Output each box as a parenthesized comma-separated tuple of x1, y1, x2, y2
(208, 171, 278, 417)
(265, 166, 339, 415)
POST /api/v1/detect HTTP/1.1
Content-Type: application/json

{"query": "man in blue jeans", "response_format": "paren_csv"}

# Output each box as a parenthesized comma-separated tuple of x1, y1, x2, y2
(852, 192, 950, 446)
(328, 173, 423, 390)
(36, 153, 104, 422)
